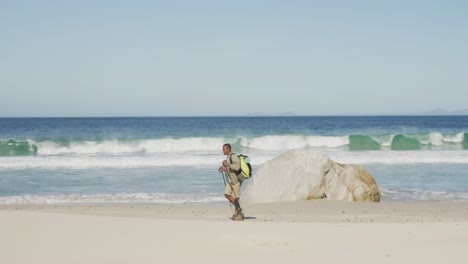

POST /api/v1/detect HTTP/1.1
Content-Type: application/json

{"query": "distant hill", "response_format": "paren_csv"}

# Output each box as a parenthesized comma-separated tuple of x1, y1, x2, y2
(415, 108, 468, 115)
(242, 109, 468, 116)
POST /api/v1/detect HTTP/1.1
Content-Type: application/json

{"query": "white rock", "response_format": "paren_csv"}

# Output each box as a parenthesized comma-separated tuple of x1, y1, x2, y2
(242, 149, 381, 203)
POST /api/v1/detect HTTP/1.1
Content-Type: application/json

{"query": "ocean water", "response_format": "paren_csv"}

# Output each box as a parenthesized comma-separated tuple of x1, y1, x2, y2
(0, 116, 467, 204)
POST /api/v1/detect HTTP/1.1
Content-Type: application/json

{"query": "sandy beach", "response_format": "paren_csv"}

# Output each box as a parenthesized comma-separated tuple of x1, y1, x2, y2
(3, 0, 468, 263)
(1, 201, 467, 264)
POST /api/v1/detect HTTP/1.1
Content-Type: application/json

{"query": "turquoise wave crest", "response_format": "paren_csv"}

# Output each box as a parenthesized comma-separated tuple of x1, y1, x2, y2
(0, 132, 466, 156)
(0, 139, 38, 156)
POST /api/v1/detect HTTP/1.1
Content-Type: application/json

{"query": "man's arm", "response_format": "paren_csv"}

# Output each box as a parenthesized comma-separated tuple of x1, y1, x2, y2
(228, 154, 240, 172)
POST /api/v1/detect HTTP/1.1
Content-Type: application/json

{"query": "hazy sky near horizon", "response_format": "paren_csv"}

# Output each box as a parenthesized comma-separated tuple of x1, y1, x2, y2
(1, 1, 467, 117)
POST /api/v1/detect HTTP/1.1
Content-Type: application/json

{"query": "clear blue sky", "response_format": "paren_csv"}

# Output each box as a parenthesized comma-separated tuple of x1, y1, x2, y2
(1, 1, 467, 117)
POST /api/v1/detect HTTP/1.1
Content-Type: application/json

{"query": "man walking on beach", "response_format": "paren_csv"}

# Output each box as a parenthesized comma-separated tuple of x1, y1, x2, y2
(218, 143, 244, 221)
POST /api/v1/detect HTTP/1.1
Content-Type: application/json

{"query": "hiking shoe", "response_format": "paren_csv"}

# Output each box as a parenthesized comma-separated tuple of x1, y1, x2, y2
(233, 213, 245, 221)
(232, 209, 239, 218)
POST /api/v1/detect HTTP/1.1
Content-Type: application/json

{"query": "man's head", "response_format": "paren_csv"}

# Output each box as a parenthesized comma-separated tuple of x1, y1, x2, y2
(222, 143, 232, 155)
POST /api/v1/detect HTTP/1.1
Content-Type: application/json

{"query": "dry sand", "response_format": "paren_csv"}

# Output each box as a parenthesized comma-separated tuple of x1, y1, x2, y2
(1, 200, 468, 264)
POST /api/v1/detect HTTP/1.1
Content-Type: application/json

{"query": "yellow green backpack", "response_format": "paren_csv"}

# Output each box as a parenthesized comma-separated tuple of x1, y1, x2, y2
(230, 154, 252, 181)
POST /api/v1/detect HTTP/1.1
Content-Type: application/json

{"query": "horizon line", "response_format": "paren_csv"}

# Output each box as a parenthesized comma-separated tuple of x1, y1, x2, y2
(1, 114, 468, 118)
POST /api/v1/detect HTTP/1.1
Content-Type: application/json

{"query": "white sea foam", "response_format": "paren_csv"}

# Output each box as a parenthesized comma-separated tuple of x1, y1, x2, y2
(0, 155, 221, 169)
(443, 132, 465, 143)
(241, 135, 349, 150)
(34, 138, 225, 155)
(380, 188, 468, 202)
(14, 132, 465, 157)
(0, 193, 225, 204)
(418, 132, 465, 146)
(327, 150, 468, 164)
(32, 135, 349, 156)
(374, 135, 394, 147)
(1, 149, 468, 169)
(429, 132, 444, 146)
(414, 132, 453, 146)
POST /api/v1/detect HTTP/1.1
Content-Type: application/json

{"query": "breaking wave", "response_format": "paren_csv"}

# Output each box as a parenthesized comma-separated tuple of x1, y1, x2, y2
(0, 132, 466, 157)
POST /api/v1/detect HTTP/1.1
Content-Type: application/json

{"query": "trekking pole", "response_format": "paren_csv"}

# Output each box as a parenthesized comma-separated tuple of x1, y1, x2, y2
(220, 171, 227, 186)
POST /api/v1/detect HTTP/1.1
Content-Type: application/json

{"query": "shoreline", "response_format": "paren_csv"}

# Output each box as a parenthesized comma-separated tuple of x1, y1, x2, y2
(2, 200, 468, 223)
